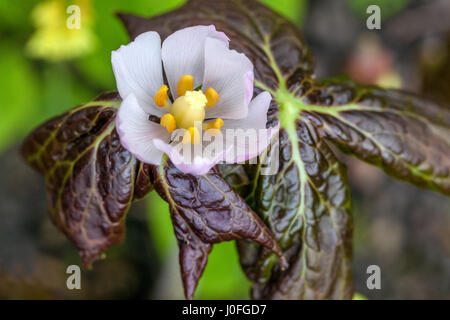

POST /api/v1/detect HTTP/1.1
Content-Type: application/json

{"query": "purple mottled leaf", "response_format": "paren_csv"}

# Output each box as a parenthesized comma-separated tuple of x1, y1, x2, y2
(21, 92, 137, 267)
(134, 162, 154, 200)
(301, 83, 450, 195)
(151, 160, 287, 299)
(246, 125, 353, 299)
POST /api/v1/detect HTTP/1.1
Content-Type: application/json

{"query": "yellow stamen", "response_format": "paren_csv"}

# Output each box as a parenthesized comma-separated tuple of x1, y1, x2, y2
(177, 75, 194, 97)
(182, 127, 200, 145)
(160, 113, 176, 133)
(205, 118, 224, 136)
(205, 88, 219, 108)
(207, 118, 224, 130)
(154, 79, 222, 143)
(155, 85, 169, 107)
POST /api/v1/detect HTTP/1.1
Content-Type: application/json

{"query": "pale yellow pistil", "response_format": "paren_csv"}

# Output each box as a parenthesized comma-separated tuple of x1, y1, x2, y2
(154, 75, 224, 145)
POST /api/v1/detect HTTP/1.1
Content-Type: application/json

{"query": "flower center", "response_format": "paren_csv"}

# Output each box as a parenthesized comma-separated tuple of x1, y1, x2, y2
(154, 75, 223, 144)
(171, 90, 207, 129)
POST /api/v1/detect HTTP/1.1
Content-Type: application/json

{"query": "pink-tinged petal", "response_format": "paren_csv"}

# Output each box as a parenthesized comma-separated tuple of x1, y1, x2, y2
(221, 91, 271, 130)
(116, 94, 170, 165)
(224, 124, 280, 163)
(112, 31, 165, 117)
(161, 25, 229, 100)
(203, 37, 253, 120)
(153, 135, 229, 175)
(221, 92, 279, 163)
(244, 71, 254, 106)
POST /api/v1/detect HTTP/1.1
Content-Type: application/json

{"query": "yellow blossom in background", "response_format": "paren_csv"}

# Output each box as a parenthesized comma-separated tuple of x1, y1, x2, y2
(375, 71, 402, 89)
(353, 292, 368, 300)
(26, 0, 97, 62)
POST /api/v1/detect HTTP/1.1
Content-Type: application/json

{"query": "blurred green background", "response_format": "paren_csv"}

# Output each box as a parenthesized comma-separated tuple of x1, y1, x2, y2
(1, 0, 449, 300)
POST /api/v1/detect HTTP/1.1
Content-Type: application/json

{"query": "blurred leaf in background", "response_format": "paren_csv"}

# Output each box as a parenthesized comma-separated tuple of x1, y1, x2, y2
(196, 242, 252, 299)
(77, 0, 186, 89)
(260, 0, 307, 25)
(0, 44, 39, 151)
(146, 192, 173, 260)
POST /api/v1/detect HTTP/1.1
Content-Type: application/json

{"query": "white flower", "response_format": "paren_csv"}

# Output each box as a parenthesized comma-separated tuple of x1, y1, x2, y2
(113, 25, 278, 175)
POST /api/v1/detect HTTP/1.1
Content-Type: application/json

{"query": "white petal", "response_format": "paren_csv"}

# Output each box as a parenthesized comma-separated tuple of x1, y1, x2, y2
(153, 137, 227, 175)
(221, 92, 278, 163)
(112, 31, 165, 117)
(161, 25, 229, 100)
(221, 91, 271, 130)
(153, 129, 230, 175)
(223, 125, 279, 163)
(116, 94, 170, 165)
(203, 37, 254, 120)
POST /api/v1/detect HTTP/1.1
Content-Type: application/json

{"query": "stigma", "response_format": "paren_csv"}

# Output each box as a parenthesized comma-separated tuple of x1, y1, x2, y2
(171, 90, 207, 129)
(155, 75, 224, 144)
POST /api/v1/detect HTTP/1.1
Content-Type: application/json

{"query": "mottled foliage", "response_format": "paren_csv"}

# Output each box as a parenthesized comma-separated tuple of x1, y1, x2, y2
(21, 93, 136, 267)
(21, 0, 450, 300)
(302, 83, 450, 194)
(150, 160, 286, 299)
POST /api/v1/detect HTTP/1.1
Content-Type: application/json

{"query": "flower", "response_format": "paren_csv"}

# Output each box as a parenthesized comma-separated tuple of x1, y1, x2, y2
(26, 0, 97, 62)
(113, 25, 278, 175)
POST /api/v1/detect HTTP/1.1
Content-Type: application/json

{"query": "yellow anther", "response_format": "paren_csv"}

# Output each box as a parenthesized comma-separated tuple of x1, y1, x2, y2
(206, 118, 224, 130)
(205, 118, 224, 136)
(182, 127, 200, 145)
(160, 113, 176, 133)
(155, 85, 169, 107)
(177, 75, 194, 97)
(205, 88, 219, 108)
